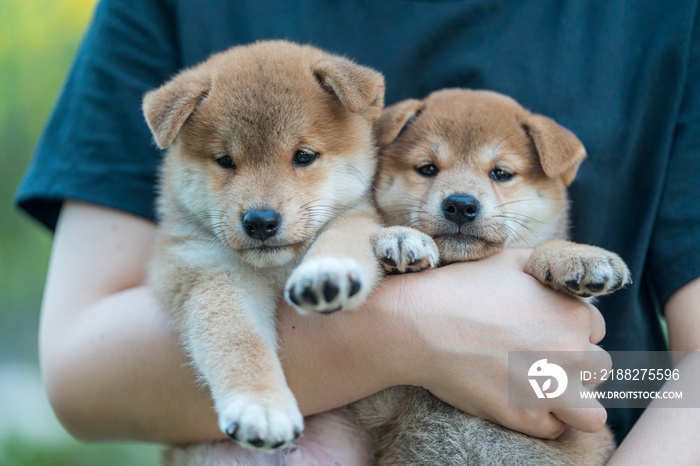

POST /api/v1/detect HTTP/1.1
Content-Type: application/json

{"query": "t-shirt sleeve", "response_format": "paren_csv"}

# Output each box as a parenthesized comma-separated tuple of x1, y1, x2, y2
(647, 6, 700, 308)
(14, 0, 179, 230)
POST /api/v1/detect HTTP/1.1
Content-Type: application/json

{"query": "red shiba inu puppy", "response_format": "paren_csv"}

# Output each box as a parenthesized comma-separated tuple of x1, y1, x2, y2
(143, 40, 384, 462)
(352, 89, 630, 465)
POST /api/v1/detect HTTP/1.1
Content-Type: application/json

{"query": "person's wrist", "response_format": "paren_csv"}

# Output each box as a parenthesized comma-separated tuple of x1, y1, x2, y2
(367, 270, 458, 389)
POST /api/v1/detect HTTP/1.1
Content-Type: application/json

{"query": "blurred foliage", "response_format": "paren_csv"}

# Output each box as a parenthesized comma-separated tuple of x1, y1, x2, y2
(0, 0, 98, 359)
(0, 434, 160, 466)
(0, 1, 161, 463)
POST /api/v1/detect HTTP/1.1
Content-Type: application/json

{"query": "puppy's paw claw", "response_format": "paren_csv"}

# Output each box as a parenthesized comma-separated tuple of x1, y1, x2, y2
(218, 394, 303, 452)
(373, 226, 439, 274)
(285, 257, 370, 314)
(565, 273, 583, 291)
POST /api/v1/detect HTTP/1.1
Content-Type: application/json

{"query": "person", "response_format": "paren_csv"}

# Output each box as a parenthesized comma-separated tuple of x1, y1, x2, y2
(15, 0, 700, 463)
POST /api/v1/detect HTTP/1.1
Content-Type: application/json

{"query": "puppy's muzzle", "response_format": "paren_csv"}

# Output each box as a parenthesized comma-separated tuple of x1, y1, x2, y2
(242, 209, 281, 241)
(443, 193, 480, 225)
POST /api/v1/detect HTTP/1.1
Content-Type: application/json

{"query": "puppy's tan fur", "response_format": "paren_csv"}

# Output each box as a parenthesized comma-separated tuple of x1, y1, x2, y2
(353, 89, 629, 465)
(143, 40, 384, 459)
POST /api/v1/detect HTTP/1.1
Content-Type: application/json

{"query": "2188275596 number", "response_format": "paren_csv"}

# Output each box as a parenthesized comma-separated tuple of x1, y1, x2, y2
(599, 368, 680, 381)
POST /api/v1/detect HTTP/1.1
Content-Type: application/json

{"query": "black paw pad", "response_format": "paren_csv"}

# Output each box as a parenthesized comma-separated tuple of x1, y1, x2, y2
(382, 256, 397, 267)
(287, 287, 301, 306)
(586, 282, 606, 292)
(348, 275, 361, 297)
(293, 429, 302, 440)
(248, 437, 264, 448)
(301, 282, 318, 305)
(322, 275, 339, 302)
(319, 305, 342, 315)
(565, 273, 583, 291)
(271, 440, 285, 449)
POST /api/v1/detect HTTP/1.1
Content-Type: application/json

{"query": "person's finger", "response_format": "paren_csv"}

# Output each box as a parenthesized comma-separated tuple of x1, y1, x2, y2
(498, 411, 566, 440)
(480, 247, 533, 270)
(521, 413, 566, 440)
(581, 345, 613, 386)
(552, 405, 607, 433)
(586, 302, 606, 344)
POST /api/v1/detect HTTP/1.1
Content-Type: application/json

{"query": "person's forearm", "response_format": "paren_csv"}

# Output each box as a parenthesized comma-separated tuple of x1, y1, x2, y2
(41, 285, 222, 444)
(41, 283, 407, 444)
(608, 278, 700, 465)
(606, 353, 700, 465)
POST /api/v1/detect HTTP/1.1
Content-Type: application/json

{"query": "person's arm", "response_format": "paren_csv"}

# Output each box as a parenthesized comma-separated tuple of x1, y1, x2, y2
(41, 201, 608, 445)
(606, 277, 700, 465)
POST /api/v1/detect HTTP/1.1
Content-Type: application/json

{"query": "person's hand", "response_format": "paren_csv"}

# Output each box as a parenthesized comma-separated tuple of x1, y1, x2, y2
(379, 248, 608, 439)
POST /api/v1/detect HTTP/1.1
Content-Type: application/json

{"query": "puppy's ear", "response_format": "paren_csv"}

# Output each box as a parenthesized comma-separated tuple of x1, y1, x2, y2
(521, 114, 586, 186)
(373, 99, 424, 147)
(313, 56, 385, 119)
(143, 67, 211, 149)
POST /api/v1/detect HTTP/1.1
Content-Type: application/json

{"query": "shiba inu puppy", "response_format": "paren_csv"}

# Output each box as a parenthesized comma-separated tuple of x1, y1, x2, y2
(142, 40, 384, 461)
(352, 89, 630, 465)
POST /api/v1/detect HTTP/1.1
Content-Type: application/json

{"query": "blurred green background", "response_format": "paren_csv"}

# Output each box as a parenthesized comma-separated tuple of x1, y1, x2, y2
(0, 1, 159, 464)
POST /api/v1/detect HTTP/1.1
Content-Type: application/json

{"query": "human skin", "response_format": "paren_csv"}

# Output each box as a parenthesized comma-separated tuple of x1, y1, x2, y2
(40, 201, 610, 445)
(607, 278, 700, 465)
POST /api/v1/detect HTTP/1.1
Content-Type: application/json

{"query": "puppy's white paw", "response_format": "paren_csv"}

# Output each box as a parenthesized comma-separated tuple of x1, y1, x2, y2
(285, 257, 370, 314)
(217, 393, 303, 452)
(373, 226, 439, 274)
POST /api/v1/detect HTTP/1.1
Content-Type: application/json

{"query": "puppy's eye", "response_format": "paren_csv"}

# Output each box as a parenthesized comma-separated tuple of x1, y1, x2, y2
(490, 168, 514, 182)
(416, 164, 439, 177)
(216, 155, 236, 169)
(293, 150, 317, 166)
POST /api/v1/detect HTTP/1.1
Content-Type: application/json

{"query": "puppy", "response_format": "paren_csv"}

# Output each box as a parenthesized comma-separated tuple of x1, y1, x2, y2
(142, 40, 384, 462)
(352, 89, 630, 465)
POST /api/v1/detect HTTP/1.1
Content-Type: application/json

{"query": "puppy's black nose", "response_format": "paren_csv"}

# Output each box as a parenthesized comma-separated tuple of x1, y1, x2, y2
(443, 194, 480, 224)
(242, 209, 281, 241)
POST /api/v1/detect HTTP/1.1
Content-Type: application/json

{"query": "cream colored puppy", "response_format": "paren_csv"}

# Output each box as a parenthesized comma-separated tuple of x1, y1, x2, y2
(352, 89, 630, 465)
(372, 89, 630, 297)
(143, 40, 383, 455)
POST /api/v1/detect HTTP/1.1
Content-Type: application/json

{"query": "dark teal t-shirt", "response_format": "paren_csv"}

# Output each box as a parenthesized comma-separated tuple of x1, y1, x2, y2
(15, 0, 700, 442)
